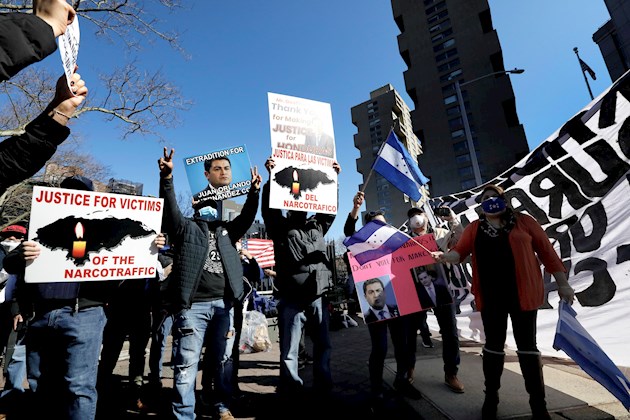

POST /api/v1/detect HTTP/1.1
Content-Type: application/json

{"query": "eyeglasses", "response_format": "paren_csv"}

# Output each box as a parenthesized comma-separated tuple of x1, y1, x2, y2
(0, 234, 24, 240)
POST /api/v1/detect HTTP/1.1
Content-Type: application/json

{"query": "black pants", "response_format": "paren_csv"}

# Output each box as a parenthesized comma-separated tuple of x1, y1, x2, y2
(367, 316, 407, 394)
(481, 306, 538, 353)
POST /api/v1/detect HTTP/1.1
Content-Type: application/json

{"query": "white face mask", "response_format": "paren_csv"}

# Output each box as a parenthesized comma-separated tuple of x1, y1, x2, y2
(1, 240, 19, 252)
(409, 215, 427, 230)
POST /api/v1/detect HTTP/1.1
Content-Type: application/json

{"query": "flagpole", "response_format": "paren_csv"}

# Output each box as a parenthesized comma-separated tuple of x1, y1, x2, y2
(574, 47, 594, 100)
(360, 129, 391, 193)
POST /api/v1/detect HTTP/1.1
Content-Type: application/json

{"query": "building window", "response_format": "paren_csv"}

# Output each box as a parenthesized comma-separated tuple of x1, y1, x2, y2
(429, 19, 451, 33)
(441, 83, 455, 94)
(427, 9, 448, 24)
(451, 129, 464, 139)
(435, 48, 458, 62)
(433, 38, 455, 52)
(448, 117, 463, 129)
(444, 94, 457, 105)
(440, 68, 462, 82)
(461, 179, 477, 190)
(456, 153, 472, 165)
(425, 1, 446, 16)
(438, 58, 460, 72)
(369, 118, 381, 127)
(458, 166, 474, 178)
(446, 105, 460, 116)
(453, 140, 468, 154)
(431, 28, 453, 42)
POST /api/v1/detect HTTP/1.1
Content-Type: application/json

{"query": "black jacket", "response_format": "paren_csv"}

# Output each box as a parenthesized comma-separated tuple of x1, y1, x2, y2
(0, 114, 70, 196)
(261, 182, 334, 303)
(160, 176, 259, 313)
(0, 14, 69, 197)
(0, 12, 57, 81)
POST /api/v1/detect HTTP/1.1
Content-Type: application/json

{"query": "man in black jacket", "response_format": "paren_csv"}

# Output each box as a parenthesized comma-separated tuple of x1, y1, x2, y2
(158, 148, 261, 420)
(261, 157, 339, 397)
(0, 1, 86, 197)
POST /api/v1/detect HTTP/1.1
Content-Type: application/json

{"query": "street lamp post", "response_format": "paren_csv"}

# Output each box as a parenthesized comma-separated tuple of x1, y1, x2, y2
(453, 68, 525, 186)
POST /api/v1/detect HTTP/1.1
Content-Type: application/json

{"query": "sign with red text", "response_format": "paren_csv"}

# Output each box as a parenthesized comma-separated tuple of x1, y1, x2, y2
(267, 92, 338, 214)
(349, 234, 447, 324)
(25, 186, 163, 283)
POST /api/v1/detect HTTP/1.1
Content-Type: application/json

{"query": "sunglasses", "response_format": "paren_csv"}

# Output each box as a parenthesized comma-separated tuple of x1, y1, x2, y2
(1, 234, 24, 240)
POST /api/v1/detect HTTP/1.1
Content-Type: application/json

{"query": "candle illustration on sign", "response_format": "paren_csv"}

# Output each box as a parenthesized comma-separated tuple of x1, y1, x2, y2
(71, 222, 86, 258)
(291, 169, 300, 198)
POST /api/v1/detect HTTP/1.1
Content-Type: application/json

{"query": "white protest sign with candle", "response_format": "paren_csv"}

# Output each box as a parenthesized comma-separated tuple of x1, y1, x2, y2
(58, 14, 80, 93)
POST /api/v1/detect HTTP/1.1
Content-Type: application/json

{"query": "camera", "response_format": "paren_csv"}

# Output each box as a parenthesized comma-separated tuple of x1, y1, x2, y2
(434, 207, 451, 217)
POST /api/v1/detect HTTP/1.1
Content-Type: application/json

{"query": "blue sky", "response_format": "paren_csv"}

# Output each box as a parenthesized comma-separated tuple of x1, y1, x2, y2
(29, 1, 612, 241)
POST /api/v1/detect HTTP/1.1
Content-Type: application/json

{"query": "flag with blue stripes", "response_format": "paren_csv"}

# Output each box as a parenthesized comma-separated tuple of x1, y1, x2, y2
(373, 131, 429, 202)
(343, 219, 410, 266)
(553, 301, 630, 410)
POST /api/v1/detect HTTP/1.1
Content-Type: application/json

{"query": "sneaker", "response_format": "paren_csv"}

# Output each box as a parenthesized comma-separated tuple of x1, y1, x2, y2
(445, 374, 465, 393)
(218, 410, 235, 420)
(421, 336, 434, 348)
(393, 377, 422, 400)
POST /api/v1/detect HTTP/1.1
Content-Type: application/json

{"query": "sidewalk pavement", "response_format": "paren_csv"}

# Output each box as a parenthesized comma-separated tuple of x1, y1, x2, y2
(95, 310, 630, 419)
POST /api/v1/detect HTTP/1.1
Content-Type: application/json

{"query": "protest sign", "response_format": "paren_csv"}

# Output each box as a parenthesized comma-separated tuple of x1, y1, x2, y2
(183, 145, 252, 204)
(349, 234, 442, 323)
(59, 16, 80, 92)
(26, 187, 163, 283)
(267, 93, 338, 214)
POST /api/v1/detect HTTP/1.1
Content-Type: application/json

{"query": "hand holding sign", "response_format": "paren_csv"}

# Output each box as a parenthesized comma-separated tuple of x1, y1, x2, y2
(20, 241, 41, 262)
(46, 70, 87, 125)
(34, 0, 76, 38)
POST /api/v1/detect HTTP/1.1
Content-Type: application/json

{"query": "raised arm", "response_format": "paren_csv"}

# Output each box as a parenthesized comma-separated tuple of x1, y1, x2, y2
(261, 157, 286, 240)
(228, 166, 262, 242)
(158, 147, 186, 237)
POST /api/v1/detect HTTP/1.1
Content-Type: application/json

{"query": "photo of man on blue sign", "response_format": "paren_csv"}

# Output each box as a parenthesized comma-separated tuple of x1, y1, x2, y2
(183, 145, 253, 204)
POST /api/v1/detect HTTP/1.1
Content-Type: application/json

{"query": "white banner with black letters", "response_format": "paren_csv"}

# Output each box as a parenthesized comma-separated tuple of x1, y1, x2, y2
(431, 70, 630, 367)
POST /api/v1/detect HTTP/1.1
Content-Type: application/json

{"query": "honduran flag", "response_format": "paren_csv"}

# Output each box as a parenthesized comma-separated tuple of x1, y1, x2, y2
(553, 301, 630, 410)
(373, 130, 429, 202)
(343, 219, 410, 266)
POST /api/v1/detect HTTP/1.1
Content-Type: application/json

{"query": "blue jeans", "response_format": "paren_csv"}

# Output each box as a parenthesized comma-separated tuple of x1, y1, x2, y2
(148, 310, 174, 385)
(171, 300, 235, 419)
(26, 306, 106, 420)
(277, 297, 332, 393)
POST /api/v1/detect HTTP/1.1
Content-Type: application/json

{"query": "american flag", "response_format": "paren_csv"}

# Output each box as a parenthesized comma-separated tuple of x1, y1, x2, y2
(243, 238, 275, 268)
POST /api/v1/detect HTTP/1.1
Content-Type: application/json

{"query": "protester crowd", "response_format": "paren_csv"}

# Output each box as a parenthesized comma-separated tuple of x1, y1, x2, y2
(0, 2, 576, 419)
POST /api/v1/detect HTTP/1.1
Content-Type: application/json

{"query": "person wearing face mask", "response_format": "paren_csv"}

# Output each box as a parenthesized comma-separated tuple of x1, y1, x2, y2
(261, 157, 340, 400)
(158, 148, 261, 420)
(433, 184, 575, 420)
(343, 192, 422, 407)
(0, 225, 27, 415)
(405, 206, 465, 394)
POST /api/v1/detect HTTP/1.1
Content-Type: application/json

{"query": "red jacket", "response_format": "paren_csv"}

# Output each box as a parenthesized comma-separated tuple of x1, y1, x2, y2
(451, 213, 565, 311)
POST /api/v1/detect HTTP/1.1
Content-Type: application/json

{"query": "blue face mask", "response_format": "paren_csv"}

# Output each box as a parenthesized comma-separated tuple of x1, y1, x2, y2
(198, 206, 218, 222)
(481, 197, 507, 214)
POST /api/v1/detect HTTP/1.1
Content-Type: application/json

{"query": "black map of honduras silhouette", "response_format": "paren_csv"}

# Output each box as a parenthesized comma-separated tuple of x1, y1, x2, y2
(273, 166, 334, 198)
(35, 216, 155, 266)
